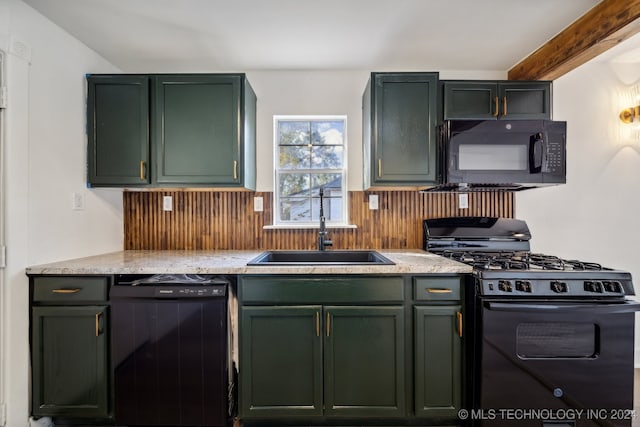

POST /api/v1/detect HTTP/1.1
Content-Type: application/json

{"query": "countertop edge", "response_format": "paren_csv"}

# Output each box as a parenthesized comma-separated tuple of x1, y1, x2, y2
(25, 250, 473, 276)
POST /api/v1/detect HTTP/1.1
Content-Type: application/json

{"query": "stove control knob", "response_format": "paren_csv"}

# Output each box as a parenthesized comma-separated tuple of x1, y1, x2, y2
(550, 281, 568, 293)
(584, 281, 603, 293)
(603, 281, 622, 293)
(498, 280, 513, 292)
(515, 280, 532, 293)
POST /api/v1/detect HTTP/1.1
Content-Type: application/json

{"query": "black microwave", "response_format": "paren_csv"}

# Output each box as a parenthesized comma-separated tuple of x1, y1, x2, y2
(431, 120, 566, 191)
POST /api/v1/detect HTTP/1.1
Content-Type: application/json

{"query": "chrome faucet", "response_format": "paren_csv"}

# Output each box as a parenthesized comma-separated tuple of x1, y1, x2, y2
(317, 187, 333, 251)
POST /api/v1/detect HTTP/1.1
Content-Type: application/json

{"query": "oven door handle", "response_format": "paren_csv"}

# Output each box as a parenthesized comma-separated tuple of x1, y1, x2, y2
(484, 300, 640, 314)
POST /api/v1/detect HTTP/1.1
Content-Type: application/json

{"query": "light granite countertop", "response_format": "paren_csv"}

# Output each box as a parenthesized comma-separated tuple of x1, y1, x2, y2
(25, 249, 472, 275)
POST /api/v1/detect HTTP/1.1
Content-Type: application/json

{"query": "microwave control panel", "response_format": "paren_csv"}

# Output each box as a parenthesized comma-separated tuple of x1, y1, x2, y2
(544, 136, 565, 174)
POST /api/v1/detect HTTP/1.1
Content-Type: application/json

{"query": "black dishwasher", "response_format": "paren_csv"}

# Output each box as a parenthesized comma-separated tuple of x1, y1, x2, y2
(110, 274, 232, 427)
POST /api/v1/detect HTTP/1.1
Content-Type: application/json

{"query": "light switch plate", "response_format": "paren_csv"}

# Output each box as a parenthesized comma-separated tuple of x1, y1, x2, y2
(163, 196, 173, 211)
(254, 196, 264, 212)
(369, 194, 379, 210)
(71, 192, 84, 210)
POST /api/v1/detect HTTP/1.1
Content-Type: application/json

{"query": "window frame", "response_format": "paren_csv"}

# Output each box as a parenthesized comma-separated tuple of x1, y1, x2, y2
(273, 115, 348, 227)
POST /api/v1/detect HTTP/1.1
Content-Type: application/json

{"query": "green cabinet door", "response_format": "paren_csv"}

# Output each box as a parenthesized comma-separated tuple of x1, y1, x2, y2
(31, 306, 109, 418)
(324, 306, 405, 417)
(414, 305, 462, 418)
(499, 81, 552, 120)
(443, 80, 551, 120)
(240, 306, 323, 417)
(443, 81, 498, 120)
(364, 72, 439, 188)
(87, 75, 150, 186)
(154, 75, 242, 185)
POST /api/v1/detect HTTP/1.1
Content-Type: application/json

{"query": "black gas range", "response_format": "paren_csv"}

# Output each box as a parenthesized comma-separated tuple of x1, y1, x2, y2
(425, 216, 634, 299)
(424, 217, 639, 427)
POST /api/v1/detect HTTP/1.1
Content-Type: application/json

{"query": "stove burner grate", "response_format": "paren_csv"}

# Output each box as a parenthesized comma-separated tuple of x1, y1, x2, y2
(440, 250, 607, 271)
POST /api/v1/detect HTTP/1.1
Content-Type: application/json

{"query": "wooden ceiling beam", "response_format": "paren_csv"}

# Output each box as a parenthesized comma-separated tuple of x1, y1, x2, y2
(508, 0, 640, 81)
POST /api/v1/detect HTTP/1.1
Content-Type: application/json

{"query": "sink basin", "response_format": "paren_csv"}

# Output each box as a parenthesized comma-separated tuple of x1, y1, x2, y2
(247, 250, 395, 266)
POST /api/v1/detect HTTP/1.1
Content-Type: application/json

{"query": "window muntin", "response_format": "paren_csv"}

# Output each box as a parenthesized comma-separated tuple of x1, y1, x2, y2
(274, 116, 347, 225)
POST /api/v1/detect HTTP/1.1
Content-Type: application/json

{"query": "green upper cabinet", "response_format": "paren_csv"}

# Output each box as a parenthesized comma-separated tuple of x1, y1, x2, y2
(153, 75, 255, 186)
(443, 80, 552, 120)
(87, 75, 150, 186)
(363, 72, 439, 188)
(86, 73, 256, 189)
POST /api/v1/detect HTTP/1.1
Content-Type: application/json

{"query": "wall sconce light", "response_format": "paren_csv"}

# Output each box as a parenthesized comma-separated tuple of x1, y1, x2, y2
(620, 105, 640, 123)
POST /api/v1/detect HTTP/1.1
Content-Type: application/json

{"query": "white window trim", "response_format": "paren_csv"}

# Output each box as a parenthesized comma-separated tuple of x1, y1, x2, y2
(273, 115, 349, 227)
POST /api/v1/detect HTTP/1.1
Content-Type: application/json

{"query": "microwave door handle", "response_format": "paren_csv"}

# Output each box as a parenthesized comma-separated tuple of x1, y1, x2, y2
(528, 133, 544, 174)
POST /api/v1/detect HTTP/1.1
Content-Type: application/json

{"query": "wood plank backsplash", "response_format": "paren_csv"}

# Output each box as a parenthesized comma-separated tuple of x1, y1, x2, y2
(123, 191, 514, 250)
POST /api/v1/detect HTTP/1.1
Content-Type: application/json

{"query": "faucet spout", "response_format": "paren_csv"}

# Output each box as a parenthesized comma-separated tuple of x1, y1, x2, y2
(317, 187, 333, 251)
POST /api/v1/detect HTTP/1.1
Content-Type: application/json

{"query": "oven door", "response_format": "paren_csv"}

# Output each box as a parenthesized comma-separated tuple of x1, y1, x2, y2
(475, 299, 639, 427)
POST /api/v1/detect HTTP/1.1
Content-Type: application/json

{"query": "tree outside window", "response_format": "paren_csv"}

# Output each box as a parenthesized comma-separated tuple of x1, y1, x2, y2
(274, 116, 347, 225)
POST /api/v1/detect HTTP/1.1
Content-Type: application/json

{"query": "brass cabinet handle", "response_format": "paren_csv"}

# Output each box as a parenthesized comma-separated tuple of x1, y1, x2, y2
(502, 96, 507, 117)
(139, 160, 146, 180)
(456, 311, 463, 338)
(52, 288, 81, 294)
(315, 312, 320, 337)
(493, 96, 499, 117)
(378, 158, 382, 178)
(233, 160, 238, 180)
(95, 312, 103, 337)
(326, 312, 331, 337)
(427, 288, 453, 294)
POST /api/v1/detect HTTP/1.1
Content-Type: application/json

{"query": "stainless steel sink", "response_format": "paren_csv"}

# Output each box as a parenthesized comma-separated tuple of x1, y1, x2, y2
(247, 250, 395, 265)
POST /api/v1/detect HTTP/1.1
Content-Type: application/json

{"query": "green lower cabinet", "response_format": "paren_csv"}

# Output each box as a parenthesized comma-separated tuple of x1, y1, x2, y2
(240, 305, 405, 419)
(240, 306, 323, 417)
(414, 305, 462, 418)
(324, 306, 405, 417)
(31, 306, 109, 418)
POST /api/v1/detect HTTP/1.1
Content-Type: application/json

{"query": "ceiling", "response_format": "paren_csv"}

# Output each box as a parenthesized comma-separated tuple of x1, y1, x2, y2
(21, 0, 612, 73)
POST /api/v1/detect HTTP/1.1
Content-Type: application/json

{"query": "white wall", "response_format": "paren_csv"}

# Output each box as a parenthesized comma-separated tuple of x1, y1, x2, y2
(517, 56, 640, 276)
(0, 1, 122, 426)
(516, 45, 640, 364)
(247, 70, 369, 192)
(247, 69, 504, 192)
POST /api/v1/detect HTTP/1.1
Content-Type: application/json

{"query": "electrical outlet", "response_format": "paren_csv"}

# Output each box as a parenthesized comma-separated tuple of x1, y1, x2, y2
(458, 193, 469, 209)
(163, 196, 173, 211)
(369, 194, 379, 210)
(254, 196, 264, 212)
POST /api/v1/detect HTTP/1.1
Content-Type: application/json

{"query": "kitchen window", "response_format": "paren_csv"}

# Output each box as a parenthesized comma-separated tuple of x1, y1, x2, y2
(274, 116, 347, 226)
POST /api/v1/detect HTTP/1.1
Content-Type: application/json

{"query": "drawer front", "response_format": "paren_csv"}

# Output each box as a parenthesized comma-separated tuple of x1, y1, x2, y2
(240, 276, 404, 304)
(33, 276, 109, 302)
(414, 277, 461, 301)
